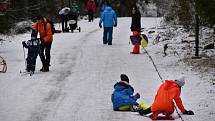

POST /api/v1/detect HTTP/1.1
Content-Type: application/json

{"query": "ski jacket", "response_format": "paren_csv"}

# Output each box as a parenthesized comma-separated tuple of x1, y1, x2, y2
(131, 12, 141, 32)
(86, 0, 96, 12)
(23, 39, 41, 48)
(99, 6, 117, 27)
(151, 80, 186, 114)
(33, 18, 53, 44)
(111, 81, 139, 111)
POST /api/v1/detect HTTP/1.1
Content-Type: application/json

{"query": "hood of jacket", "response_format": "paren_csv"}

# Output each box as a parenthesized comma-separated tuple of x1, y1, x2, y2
(163, 80, 179, 90)
(114, 81, 134, 92)
(104, 6, 112, 11)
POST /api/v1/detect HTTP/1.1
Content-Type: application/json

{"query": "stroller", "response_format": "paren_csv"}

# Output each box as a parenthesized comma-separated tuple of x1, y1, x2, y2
(67, 11, 81, 32)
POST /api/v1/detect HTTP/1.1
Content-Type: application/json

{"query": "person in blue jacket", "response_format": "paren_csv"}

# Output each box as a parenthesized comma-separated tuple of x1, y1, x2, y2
(99, 3, 117, 45)
(111, 74, 140, 111)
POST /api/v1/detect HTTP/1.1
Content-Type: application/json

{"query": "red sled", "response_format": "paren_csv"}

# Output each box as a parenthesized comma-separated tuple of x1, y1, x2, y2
(149, 114, 175, 120)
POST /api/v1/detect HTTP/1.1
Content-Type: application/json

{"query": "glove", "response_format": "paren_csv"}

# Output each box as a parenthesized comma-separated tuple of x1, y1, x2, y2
(135, 93, 140, 99)
(99, 23, 102, 28)
(183, 110, 194, 115)
(114, 23, 117, 27)
(22, 41, 28, 48)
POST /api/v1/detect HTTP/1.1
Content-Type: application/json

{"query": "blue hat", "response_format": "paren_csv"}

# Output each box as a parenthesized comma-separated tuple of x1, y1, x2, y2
(31, 30, 37, 37)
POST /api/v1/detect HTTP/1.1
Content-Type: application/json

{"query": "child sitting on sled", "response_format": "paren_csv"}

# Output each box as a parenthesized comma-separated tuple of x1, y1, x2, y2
(22, 30, 41, 73)
(111, 74, 150, 111)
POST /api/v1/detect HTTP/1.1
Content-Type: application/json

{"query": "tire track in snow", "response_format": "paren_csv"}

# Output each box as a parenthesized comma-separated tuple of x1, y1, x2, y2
(26, 28, 101, 121)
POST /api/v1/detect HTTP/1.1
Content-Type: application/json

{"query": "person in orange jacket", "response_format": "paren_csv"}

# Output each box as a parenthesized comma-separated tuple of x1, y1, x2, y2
(33, 15, 53, 72)
(139, 76, 194, 120)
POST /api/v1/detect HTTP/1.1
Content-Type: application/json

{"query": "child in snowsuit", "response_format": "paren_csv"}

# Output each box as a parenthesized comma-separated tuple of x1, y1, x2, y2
(22, 30, 41, 73)
(138, 76, 194, 120)
(111, 74, 140, 111)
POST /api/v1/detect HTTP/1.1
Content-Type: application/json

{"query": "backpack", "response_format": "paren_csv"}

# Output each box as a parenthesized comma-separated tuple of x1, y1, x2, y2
(37, 19, 55, 35)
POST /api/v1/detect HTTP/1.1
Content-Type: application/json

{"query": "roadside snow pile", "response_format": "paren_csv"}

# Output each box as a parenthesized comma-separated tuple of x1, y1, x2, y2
(10, 20, 33, 34)
(144, 19, 215, 85)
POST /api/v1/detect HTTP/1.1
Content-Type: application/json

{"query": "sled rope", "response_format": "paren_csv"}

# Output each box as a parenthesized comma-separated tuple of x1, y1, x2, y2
(142, 47, 185, 121)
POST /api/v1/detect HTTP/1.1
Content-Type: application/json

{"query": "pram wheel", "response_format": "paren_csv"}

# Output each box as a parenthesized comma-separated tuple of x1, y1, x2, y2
(78, 27, 81, 32)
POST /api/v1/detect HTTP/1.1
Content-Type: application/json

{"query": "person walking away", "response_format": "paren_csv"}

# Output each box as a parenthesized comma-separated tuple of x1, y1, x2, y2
(22, 30, 41, 74)
(86, 0, 96, 22)
(111, 74, 141, 111)
(59, 7, 70, 32)
(33, 15, 53, 72)
(99, 3, 117, 45)
(138, 76, 194, 120)
(130, 6, 141, 54)
(99, 1, 107, 17)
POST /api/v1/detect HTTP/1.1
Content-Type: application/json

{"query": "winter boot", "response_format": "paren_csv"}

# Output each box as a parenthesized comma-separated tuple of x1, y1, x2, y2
(131, 105, 141, 112)
(43, 65, 49, 72)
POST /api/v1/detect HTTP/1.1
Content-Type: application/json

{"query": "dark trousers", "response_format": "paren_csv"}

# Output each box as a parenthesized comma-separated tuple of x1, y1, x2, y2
(88, 10, 94, 22)
(26, 46, 39, 72)
(39, 43, 52, 67)
(60, 14, 68, 32)
(103, 27, 113, 45)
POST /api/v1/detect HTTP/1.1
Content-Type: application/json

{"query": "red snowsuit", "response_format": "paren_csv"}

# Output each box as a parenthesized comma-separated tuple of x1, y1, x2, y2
(151, 80, 186, 115)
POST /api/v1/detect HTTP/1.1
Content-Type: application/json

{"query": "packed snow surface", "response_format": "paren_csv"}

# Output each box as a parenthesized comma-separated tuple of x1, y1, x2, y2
(0, 17, 214, 121)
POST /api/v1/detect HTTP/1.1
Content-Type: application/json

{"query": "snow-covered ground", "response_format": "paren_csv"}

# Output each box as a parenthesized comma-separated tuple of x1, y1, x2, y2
(0, 17, 214, 121)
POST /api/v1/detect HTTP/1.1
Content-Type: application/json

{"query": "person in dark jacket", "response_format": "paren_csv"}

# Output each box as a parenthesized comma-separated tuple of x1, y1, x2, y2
(131, 6, 141, 32)
(111, 74, 140, 111)
(99, 3, 117, 45)
(130, 6, 141, 54)
(22, 30, 41, 73)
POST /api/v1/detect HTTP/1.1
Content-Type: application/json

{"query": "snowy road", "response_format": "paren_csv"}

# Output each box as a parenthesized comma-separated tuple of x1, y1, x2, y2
(0, 18, 214, 121)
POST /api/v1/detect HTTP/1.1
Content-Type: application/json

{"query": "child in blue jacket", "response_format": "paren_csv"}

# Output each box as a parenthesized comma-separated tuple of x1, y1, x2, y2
(111, 74, 140, 111)
(22, 30, 41, 73)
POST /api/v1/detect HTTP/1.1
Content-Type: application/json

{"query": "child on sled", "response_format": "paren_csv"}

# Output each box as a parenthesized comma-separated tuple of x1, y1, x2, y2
(111, 74, 150, 111)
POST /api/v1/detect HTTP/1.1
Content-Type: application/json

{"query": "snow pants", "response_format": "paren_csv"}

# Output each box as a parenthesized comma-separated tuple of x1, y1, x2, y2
(88, 10, 94, 22)
(26, 46, 39, 72)
(60, 14, 68, 32)
(103, 27, 113, 45)
(39, 42, 52, 68)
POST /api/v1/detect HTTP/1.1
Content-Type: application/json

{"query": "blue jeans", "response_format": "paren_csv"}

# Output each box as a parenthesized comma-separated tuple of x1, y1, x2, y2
(103, 27, 113, 45)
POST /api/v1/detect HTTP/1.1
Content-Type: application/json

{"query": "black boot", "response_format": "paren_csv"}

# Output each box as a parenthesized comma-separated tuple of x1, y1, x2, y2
(43, 65, 49, 72)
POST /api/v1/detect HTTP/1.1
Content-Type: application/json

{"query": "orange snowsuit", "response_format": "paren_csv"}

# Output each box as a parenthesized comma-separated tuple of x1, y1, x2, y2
(33, 18, 53, 44)
(151, 80, 185, 115)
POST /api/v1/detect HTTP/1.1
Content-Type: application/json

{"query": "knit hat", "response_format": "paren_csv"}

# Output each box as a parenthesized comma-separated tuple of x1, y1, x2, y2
(31, 30, 37, 38)
(175, 76, 185, 87)
(120, 74, 129, 83)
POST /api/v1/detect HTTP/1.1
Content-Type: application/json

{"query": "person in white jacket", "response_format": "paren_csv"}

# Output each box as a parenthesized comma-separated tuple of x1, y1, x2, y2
(59, 7, 71, 32)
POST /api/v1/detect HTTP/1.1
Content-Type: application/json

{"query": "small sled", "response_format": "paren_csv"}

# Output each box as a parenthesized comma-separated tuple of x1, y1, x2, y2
(130, 34, 148, 47)
(149, 114, 175, 120)
(0, 56, 7, 73)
